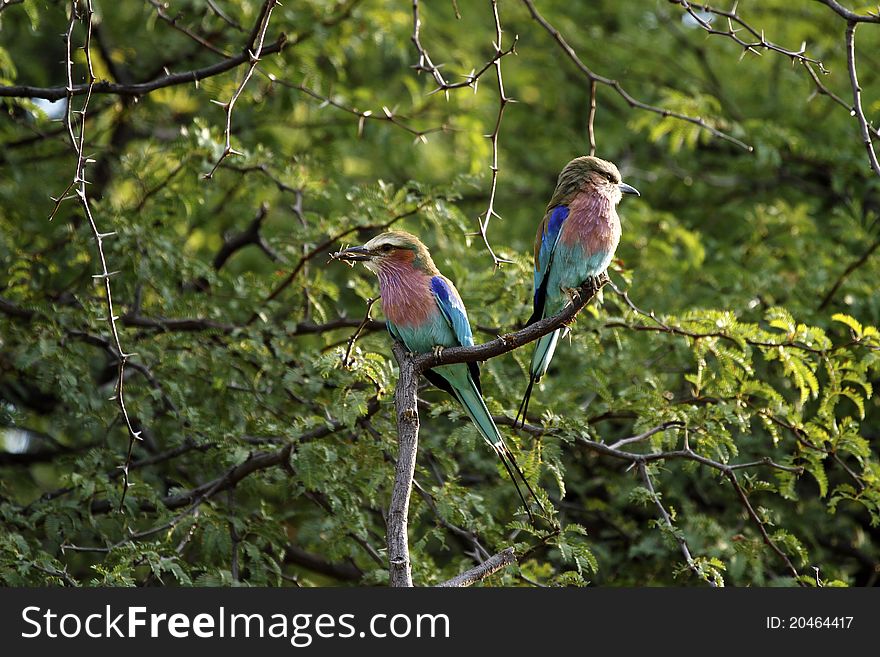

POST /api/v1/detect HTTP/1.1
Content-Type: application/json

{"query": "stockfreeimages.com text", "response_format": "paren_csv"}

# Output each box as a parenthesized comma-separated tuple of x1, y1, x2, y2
(21, 606, 450, 646)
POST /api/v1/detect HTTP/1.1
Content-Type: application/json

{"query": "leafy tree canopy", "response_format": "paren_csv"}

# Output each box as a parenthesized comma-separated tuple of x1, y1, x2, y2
(1, 0, 879, 587)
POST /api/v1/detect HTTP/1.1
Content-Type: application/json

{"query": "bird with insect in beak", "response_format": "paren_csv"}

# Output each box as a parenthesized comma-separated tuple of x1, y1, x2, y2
(334, 230, 545, 521)
(516, 156, 640, 426)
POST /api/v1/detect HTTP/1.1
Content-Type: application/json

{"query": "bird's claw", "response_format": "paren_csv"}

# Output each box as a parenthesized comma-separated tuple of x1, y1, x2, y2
(432, 345, 444, 360)
(588, 274, 605, 293)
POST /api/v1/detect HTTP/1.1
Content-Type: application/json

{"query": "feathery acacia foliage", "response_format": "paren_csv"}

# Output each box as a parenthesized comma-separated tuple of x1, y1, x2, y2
(1, 0, 879, 587)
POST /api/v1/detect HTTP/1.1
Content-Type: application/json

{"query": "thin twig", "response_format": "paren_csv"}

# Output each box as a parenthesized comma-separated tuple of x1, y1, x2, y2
(473, 0, 516, 267)
(587, 80, 597, 156)
(638, 462, 715, 586)
(205, 0, 280, 179)
(609, 421, 683, 450)
(725, 470, 803, 581)
(341, 296, 381, 367)
(819, 236, 880, 309)
(505, 412, 806, 582)
(145, 0, 228, 57)
(207, 0, 243, 31)
(410, 0, 515, 95)
(409, 0, 518, 265)
(269, 77, 450, 141)
(843, 20, 880, 178)
(606, 280, 864, 356)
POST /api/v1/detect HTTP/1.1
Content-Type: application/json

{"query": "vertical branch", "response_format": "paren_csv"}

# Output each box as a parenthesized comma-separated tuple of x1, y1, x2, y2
(476, 0, 516, 268)
(587, 80, 597, 156)
(844, 21, 880, 178)
(388, 341, 420, 587)
(54, 0, 143, 510)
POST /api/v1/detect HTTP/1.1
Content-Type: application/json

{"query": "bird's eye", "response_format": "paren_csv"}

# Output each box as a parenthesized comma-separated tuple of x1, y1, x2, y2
(605, 173, 614, 182)
(380, 244, 393, 252)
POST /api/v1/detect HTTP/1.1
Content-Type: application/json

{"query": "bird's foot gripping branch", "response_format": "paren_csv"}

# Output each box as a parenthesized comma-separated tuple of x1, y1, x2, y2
(386, 274, 609, 587)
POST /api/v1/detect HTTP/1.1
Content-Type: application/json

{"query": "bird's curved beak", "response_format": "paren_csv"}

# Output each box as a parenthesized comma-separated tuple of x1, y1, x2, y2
(618, 182, 640, 197)
(334, 245, 372, 262)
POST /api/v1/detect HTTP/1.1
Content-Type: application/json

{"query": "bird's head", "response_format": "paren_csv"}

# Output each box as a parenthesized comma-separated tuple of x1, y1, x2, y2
(333, 230, 439, 275)
(551, 155, 640, 206)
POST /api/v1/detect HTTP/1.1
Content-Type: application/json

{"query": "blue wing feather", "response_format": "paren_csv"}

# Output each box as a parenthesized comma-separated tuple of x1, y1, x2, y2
(531, 205, 569, 322)
(430, 276, 474, 347)
(429, 276, 482, 394)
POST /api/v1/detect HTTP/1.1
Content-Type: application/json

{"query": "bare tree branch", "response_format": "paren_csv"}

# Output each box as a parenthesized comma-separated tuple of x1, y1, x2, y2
(213, 201, 279, 270)
(671, 1, 827, 69)
(521, 0, 753, 151)
(267, 77, 450, 140)
(843, 20, 880, 178)
(436, 547, 516, 587)
(408, 0, 518, 265)
(409, 0, 515, 94)
(816, 0, 880, 24)
(205, 0, 280, 178)
(388, 340, 421, 587)
(50, 0, 144, 511)
(725, 470, 802, 582)
(474, 0, 516, 268)
(503, 411, 806, 582)
(145, 0, 229, 57)
(0, 38, 288, 100)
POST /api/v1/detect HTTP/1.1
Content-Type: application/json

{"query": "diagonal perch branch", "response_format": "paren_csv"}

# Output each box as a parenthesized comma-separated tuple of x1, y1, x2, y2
(436, 547, 516, 587)
(386, 274, 607, 586)
(413, 274, 608, 371)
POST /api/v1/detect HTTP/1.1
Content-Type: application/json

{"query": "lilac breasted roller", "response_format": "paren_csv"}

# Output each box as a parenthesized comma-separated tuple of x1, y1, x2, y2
(516, 156, 639, 425)
(336, 230, 544, 520)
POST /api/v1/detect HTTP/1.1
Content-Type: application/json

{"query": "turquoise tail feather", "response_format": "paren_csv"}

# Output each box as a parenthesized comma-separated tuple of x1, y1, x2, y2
(515, 327, 565, 427)
(447, 368, 545, 518)
(451, 371, 503, 448)
(530, 328, 563, 383)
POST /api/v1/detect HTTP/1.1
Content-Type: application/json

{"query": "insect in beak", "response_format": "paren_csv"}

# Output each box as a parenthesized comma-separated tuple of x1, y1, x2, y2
(331, 245, 372, 262)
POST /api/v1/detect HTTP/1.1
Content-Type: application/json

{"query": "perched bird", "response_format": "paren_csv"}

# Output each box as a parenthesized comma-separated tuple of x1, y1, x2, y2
(516, 156, 639, 425)
(335, 230, 543, 519)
